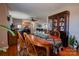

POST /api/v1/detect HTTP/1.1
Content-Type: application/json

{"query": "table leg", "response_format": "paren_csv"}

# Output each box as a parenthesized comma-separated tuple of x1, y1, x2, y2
(46, 47, 50, 56)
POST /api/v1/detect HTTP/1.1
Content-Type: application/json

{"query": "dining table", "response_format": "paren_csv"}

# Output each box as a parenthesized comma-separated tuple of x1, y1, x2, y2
(30, 34, 54, 56)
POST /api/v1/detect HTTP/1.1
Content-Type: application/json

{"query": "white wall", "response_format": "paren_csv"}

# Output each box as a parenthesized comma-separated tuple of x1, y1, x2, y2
(49, 4, 79, 43)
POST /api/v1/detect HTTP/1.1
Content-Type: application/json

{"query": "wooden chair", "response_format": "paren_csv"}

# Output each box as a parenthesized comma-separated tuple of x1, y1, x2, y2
(17, 32, 27, 56)
(50, 30, 63, 55)
(50, 30, 60, 38)
(23, 33, 38, 56)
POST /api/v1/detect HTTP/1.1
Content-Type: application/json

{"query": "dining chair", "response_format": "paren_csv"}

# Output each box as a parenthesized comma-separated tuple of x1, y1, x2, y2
(23, 32, 38, 56)
(17, 32, 27, 56)
(50, 30, 63, 55)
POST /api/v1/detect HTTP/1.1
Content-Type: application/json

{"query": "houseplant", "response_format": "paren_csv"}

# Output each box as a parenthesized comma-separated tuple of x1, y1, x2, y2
(68, 35, 78, 49)
(0, 25, 16, 36)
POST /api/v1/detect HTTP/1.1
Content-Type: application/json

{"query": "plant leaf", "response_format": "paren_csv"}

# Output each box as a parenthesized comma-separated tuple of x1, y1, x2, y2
(0, 25, 16, 36)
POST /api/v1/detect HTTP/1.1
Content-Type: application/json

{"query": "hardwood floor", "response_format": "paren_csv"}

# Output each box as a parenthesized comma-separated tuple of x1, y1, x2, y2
(59, 47, 79, 56)
(0, 45, 17, 56)
(0, 45, 79, 56)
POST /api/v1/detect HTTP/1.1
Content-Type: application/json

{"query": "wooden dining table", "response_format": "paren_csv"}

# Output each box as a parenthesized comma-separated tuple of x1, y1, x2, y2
(30, 35, 53, 56)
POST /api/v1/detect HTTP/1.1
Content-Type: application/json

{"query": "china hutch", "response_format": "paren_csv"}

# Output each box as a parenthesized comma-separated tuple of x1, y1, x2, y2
(48, 11, 70, 47)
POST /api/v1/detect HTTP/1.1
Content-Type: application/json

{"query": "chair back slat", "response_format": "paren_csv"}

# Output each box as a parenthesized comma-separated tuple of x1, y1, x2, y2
(17, 32, 25, 50)
(23, 32, 38, 56)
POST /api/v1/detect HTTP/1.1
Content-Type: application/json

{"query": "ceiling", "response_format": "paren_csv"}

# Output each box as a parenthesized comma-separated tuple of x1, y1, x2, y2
(8, 3, 79, 22)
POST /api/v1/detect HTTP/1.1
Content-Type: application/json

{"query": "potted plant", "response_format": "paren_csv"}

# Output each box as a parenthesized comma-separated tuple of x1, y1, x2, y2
(68, 35, 78, 49)
(0, 25, 16, 36)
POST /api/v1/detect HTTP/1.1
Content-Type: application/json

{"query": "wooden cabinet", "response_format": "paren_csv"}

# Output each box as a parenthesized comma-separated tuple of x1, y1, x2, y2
(48, 11, 69, 35)
(8, 31, 18, 46)
(48, 11, 70, 47)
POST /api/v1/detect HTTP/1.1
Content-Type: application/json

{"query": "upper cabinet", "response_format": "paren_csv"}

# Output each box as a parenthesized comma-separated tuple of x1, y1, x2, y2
(48, 11, 70, 35)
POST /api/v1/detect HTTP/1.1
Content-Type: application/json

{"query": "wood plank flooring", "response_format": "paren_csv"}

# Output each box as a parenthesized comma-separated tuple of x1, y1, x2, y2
(59, 47, 79, 56)
(0, 45, 79, 56)
(0, 45, 17, 56)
